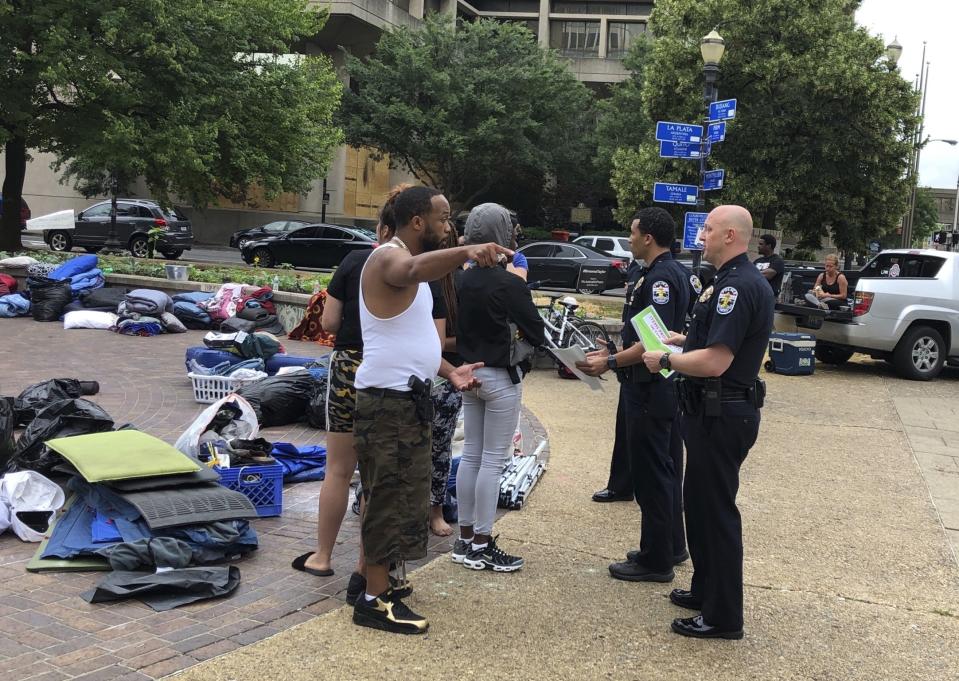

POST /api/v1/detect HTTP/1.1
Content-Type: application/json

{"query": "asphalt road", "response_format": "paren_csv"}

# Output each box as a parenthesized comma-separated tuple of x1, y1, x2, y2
(20, 235, 626, 298)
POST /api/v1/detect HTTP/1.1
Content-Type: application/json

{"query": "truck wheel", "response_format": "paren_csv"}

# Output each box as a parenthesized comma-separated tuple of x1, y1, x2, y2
(129, 236, 149, 258)
(48, 231, 72, 252)
(814, 343, 854, 365)
(893, 326, 945, 381)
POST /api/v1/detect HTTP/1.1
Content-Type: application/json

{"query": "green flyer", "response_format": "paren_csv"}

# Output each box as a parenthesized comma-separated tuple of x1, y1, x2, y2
(629, 305, 683, 378)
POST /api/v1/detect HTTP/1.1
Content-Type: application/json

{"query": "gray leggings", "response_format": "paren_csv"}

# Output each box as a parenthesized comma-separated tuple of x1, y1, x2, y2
(456, 367, 522, 535)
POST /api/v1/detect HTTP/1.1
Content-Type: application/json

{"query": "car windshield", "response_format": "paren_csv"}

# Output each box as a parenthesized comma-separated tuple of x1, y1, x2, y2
(262, 222, 290, 233)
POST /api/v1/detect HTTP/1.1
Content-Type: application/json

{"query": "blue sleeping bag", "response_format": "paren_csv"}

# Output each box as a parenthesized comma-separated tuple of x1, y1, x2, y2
(184, 346, 324, 375)
(49, 254, 99, 280)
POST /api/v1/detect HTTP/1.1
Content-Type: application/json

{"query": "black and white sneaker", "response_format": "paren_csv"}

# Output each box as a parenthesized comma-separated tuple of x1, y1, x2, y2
(463, 536, 524, 572)
(345, 572, 413, 606)
(451, 538, 471, 564)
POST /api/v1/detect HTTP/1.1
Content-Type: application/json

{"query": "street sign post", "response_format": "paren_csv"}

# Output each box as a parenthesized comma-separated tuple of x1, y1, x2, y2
(703, 169, 725, 191)
(707, 122, 726, 143)
(708, 98, 737, 122)
(655, 121, 704, 144)
(683, 212, 708, 251)
(653, 183, 698, 205)
(659, 141, 709, 159)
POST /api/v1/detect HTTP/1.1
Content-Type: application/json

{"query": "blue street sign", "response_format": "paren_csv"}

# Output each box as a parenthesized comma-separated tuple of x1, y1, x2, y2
(708, 98, 737, 122)
(683, 212, 708, 251)
(703, 169, 725, 191)
(707, 122, 726, 144)
(659, 141, 709, 159)
(868, 239, 881, 254)
(653, 182, 698, 205)
(655, 121, 704, 144)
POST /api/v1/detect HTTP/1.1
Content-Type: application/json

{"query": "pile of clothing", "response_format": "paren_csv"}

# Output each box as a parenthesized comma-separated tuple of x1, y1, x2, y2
(34, 429, 258, 610)
(0, 255, 106, 322)
(114, 288, 185, 336)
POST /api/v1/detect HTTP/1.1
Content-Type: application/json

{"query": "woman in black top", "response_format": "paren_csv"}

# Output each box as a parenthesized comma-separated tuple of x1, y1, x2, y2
(807, 253, 848, 310)
(450, 204, 545, 573)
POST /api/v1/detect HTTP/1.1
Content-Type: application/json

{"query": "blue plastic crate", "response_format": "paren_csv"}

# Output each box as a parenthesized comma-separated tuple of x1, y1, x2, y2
(216, 464, 283, 517)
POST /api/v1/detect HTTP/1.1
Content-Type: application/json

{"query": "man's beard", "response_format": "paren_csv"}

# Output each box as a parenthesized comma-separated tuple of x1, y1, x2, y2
(422, 229, 445, 252)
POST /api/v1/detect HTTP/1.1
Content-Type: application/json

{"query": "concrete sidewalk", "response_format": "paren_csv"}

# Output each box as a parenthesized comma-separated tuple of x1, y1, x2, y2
(177, 359, 959, 681)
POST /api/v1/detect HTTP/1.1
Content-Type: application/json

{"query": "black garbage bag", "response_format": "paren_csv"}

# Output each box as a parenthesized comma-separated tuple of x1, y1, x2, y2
(0, 397, 15, 472)
(79, 286, 128, 310)
(14, 378, 100, 426)
(11, 398, 115, 473)
(236, 373, 316, 427)
(27, 276, 73, 322)
(306, 373, 328, 430)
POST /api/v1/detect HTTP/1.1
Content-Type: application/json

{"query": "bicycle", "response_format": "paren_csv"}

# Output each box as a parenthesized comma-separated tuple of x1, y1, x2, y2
(530, 283, 611, 353)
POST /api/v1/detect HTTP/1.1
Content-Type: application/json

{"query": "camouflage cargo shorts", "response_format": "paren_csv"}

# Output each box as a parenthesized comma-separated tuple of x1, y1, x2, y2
(354, 389, 431, 564)
(325, 349, 362, 433)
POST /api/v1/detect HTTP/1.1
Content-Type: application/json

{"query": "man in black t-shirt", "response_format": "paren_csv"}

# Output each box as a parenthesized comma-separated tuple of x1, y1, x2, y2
(753, 234, 785, 298)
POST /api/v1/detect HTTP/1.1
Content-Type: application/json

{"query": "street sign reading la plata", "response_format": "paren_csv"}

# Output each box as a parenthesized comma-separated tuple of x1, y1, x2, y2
(655, 121, 704, 144)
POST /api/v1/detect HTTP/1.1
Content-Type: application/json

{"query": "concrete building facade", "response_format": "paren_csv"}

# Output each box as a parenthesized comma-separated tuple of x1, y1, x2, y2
(5, 0, 648, 245)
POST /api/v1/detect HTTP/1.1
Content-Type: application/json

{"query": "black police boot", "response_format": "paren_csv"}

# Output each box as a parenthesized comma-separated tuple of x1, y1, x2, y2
(671, 615, 743, 640)
(669, 588, 702, 610)
(608, 560, 674, 583)
(626, 548, 690, 566)
(592, 488, 633, 503)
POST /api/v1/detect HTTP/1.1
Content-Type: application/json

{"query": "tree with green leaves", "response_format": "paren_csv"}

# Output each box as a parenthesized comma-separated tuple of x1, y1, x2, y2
(340, 16, 594, 212)
(605, 0, 919, 251)
(909, 188, 941, 247)
(0, 0, 343, 251)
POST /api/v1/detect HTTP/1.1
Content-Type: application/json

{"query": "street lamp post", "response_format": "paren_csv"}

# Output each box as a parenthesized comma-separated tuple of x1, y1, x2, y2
(103, 174, 123, 252)
(694, 29, 725, 268)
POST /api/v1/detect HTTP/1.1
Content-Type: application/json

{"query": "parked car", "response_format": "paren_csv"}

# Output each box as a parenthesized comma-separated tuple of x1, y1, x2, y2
(240, 223, 377, 268)
(573, 234, 632, 261)
(0, 196, 31, 229)
(43, 199, 193, 259)
(229, 220, 312, 249)
(516, 241, 629, 294)
(774, 249, 959, 380)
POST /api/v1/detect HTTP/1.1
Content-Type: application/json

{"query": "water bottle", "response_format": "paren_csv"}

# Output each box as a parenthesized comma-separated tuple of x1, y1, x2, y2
(312, 280, 321, 295)
(271, 274, 280, 292)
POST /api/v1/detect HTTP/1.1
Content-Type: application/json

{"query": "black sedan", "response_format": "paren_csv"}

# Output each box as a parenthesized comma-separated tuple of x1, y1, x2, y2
(229, 219, 312, 249)
(240, 223, 377, 269)
(517, 241, 629, 294)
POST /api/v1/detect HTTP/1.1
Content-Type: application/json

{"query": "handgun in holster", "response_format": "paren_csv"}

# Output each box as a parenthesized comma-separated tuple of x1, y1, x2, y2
(703, 377, 722, 417)
(676, 377, 700, 415)
(408, 375, 434, 423)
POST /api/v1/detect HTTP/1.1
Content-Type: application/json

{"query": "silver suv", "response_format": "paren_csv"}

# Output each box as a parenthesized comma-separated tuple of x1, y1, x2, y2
(782, 249, 959, 380)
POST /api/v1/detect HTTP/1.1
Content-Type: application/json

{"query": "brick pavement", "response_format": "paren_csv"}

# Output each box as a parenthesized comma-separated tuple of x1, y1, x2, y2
(0, 318, 548, 680)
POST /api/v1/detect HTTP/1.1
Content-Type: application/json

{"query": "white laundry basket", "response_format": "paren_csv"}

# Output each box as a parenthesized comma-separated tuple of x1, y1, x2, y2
(188, 372, 263, 404)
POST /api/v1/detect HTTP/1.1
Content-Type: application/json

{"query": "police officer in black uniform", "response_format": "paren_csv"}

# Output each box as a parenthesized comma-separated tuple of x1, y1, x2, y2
(578, 207, 689, 582)
(642, 205, 774, 640)
(592, 259, 643, 503)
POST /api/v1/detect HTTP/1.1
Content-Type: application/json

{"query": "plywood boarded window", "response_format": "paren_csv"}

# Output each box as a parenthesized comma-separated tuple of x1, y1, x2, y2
(344, 146, 391, 219)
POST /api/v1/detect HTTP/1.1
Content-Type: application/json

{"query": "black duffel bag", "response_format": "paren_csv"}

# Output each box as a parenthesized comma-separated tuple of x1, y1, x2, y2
(27, 276, 73, 322)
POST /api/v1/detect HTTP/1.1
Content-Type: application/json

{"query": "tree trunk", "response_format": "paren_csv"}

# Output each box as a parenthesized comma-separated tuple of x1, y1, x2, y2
(761, 206, 778, 232)
(0, 136, 27, 252)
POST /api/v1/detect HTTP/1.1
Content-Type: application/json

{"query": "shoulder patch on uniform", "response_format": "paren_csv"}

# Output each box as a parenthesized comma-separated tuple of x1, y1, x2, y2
(652, 281, 669, 305)
(716, 286, 738, 315)
(690, 274, 702, 295)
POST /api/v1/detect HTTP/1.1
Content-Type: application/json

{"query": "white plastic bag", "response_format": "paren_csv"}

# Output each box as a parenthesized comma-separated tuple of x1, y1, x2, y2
(174, 394, 259, 459)
(0, 471, 66, 542)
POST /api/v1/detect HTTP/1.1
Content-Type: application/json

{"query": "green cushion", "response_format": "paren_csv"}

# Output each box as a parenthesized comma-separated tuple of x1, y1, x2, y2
(46, 430, 201, 482)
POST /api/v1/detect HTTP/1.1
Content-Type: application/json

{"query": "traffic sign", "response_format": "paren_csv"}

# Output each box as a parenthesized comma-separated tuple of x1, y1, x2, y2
(703, 169, 725, 191)
(868, 239, 881, 254)
(653, 182, 698, 205)
(708, 98, 737, 122)
(659, 141, 709, 159)
(655, 121, 704, 144)
(707, 122, 726, 144)
(683, 212, 707, 250)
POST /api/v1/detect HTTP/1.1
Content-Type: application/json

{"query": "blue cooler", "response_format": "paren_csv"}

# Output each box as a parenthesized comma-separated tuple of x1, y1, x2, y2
(766, 332, 815, 375)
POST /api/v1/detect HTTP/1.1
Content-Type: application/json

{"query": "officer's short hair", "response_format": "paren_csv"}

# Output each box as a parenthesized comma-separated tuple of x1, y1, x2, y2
(394, 186, 442, 229)
(760, 233, 777, 249)
(633, 207, 675, 248)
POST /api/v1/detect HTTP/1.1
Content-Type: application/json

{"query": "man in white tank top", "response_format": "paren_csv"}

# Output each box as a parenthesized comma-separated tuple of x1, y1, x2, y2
(351, 186, 511, 635)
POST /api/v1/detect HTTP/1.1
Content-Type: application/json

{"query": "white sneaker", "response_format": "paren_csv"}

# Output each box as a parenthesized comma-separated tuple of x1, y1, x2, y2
(451, 538, 470, 564)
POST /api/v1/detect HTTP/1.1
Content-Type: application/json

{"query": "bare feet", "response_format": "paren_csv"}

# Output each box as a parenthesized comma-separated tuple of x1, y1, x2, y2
(429, 505, 453, 536)
(303, 552, 333, 574)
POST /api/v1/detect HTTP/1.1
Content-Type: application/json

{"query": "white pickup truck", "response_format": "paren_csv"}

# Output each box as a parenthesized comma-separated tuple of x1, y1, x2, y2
(775, 249, 959, 380)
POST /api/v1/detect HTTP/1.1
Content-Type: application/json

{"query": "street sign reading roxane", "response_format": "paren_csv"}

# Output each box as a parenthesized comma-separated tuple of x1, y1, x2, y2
(708, 98, 737, 122)
(653, 182, 698, 205)
(655, 121, 704, 144)
(659, 141, 709, 159)
(707, 122, 726, 144)
(683, 212, 707, 250)
(703, 169, 725, 191)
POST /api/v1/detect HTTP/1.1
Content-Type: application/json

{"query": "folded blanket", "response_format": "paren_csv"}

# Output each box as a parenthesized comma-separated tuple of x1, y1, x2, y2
(124, 288, 173, 315)
(49, 254, 99, 280)
(70, 269, 105, 296)
(172, 291, 214, 304)
(0, 293, 30, 317)
(172, 301, 212, 330)
(116, 318, 163, 336)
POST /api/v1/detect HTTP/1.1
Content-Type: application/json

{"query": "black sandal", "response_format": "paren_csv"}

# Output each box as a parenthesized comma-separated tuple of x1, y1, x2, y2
(291, 552, 334, 577)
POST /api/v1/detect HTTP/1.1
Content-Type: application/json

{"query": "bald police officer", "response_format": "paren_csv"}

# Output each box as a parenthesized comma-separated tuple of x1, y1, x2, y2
(578, 207, 689, 583)
(643, 205, 774, 640)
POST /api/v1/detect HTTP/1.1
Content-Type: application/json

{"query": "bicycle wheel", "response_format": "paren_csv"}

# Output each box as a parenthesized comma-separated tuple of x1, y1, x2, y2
(562, 321, 610, 352)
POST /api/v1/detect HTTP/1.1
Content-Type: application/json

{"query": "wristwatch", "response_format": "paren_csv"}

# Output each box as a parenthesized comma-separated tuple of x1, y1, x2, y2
(659, 352, 672, 370)
(607, 354, 618, 371)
